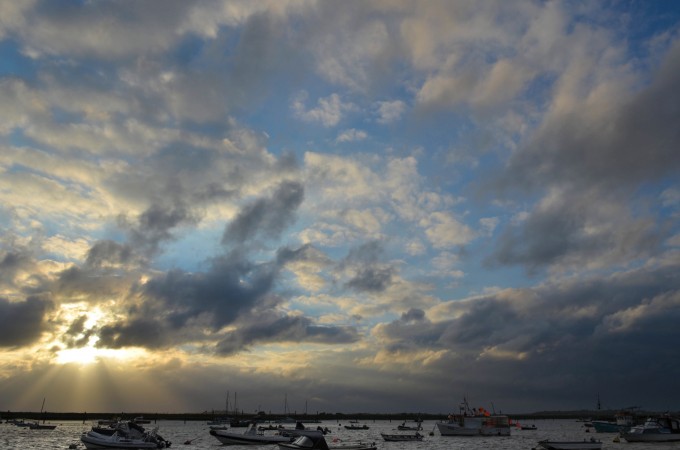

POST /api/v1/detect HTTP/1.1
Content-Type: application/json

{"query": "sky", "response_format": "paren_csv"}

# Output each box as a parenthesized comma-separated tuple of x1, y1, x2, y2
(1, 0, 679, 416)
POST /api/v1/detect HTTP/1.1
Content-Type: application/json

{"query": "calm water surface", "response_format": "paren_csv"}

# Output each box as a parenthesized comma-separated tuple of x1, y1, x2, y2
(2, 419, 679, 450)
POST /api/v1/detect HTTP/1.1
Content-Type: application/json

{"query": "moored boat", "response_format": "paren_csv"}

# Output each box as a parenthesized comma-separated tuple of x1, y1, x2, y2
(620, 415, 680, 442)
(210, 422, 293, 445)
(592, 409, 637, 433)
(344, 424, 369, 430)
(29, 421, 57, 430)
(278, 433, 376, 450)
(380, 432, 424, 442)
(397, 421, 423, 431)
(537, 438, 603, 450)
(437, 398, 511, 436)
(81, 429, 171, 449)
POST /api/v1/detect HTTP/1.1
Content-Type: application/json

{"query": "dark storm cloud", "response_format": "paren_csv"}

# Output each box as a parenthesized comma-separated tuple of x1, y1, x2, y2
(85, 240, 136, 268)
(62, 315, 93, 348)
(341, 241, 396, 293)
(91, 245, 358, 353)
(222, 181, 304, 244)
(215, 313, 359, 355)
(346, 266, 394, 292)
(0, 251, 31, 278)
(489, 41, 680, 273)
(141, 252, 279, 331)
(125, 202, 199, 259)
(97, 317, 169, 349)
(490, 191, 663, 272)
(378, 262, 680, 409)
(0, 296, 53, 347)
(504, 39, 680, 192)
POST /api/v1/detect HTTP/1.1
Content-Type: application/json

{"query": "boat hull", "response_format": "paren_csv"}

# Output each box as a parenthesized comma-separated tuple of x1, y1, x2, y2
(210, 429, 292, 445)
(538, 440, 602, 450)
(621, 433, 680, 442)
(380, 433, 423, 442)
(436, 421, 511, 436)
(80, 432, 160, 449)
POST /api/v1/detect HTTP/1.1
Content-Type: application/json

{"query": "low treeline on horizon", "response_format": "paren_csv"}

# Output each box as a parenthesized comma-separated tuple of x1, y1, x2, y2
(2, 409, 677, 422)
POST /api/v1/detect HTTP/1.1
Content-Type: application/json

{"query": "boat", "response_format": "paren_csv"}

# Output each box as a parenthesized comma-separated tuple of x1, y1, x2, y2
(279, 422, 333, 437)
(436, 398, 511, 436)
(8, 419, 31, 427)
(210, 422, 293, 445)
(620, 415, 680, 442)
(397, 421, 423, 431)
(592, 409, 638, 433)
(278, 433, 376, 450)
(344, 424, 369, 430)
(81, 428, 172, 449)
(29, 421, 57, 430)
(521, 424, 538, 430)
(380, 432, 424, 441)
(133, 416, 152, 424)
(537, 438, 603, 450)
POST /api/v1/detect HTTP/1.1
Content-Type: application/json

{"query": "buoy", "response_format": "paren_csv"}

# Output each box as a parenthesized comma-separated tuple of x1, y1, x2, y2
(613, 436, 620, 443)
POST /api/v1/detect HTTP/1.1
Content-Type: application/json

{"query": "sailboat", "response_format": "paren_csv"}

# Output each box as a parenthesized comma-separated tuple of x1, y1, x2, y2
(277, 394, 296, 424)
(29, 398, 57, 430)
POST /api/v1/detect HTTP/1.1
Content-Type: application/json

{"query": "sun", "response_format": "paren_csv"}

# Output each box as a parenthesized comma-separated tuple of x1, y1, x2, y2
(53, 305, 145, 366)
(55, 340, 146, 366)
(55, 345, 102, 365)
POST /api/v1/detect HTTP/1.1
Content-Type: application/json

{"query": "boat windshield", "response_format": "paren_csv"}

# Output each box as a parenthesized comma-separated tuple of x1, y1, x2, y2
(292, 436, 315, 448)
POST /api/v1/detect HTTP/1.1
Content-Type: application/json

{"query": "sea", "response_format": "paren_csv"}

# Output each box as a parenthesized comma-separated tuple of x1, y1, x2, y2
(1, 418, 677, 450)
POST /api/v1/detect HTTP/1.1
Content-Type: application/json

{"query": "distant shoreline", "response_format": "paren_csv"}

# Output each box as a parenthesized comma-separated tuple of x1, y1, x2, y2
(2, 409, 675, 422)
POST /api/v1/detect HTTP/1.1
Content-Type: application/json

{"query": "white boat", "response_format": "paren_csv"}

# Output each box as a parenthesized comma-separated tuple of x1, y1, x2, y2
(537, 439, 603, 450)
(210, 422, 293, 445)
(380, 432, 424, 441)
(437, 398, 511, 436)
(81, 430, 169, 449)
(278, 434, 376, 450)
(621, 416, 680, 442)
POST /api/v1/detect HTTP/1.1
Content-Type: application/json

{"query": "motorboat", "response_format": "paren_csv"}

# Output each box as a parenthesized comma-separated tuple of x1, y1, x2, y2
(397, 421, 423, 431)
(210, 422, 293, 445)
(343, 424, 369, 430)
(521, 424, 538, 430)
(620, 416, 680, 442)
(278, 434, 376, 450)
(279, 422, 333, 437)
(133, 416, 152, 424)
(380, 432, 424, 441)
(437, 398, 511, 436)
(81, 421, 172, 449)
(592, 409, 636, 433)
(81, 429, 171, 449)
(537, 438, 603, 450)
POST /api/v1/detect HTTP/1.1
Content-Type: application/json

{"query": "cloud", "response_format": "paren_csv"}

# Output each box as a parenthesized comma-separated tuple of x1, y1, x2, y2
(336, 128, 367, 143)
(291, 92, 354, 127)
(374, 100, 405, 124)
(0, 295, 53, 347)
(491, 187, 663, 273)
(215, 312, 359, 355)
(222, 180, 304, 245)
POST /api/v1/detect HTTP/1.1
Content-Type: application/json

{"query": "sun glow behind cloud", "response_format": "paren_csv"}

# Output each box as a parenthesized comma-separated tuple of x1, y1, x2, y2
(55, 342, 144, 366)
